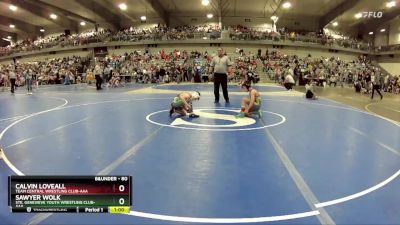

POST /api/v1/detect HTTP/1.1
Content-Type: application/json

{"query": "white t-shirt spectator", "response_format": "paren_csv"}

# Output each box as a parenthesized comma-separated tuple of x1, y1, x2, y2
(305, 82, 314, 92)
(284, 74, 295, 84)
(1, 73, 7, 82)
(9, 71, 16, 79)
(26, 70, 33, 80)
(288, 68, 294, 76)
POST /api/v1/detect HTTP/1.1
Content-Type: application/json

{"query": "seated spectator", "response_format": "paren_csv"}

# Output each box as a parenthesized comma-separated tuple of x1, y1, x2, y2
(108, 74, 121, 87)
(305, 80, 317, 100)
(329, 74, 337, 87)
(76, 75, 82, 84)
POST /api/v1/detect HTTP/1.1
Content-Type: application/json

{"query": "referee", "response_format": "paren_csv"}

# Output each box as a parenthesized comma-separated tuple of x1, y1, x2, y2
(94, 64, 103, 90)
(209, 48, 233, 104)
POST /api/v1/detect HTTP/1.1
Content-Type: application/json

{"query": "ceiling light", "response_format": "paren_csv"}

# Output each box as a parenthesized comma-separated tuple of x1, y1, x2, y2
(80, 21, 86, 26)
(207, 13, 213, 19)
(355, 13, 362, 19)
(202, 0, 209, 6)
(40, 28, 45, 32)
(118, 3, 127, 10)
(9, 4, 17, 11)
(271, 15, 278, 21)
(332, 22, 338, 26)
(50, 13, 57, 19)
(369, 31, 373, 35)
(282, 2, 291, 9)
(7, 36, 12, 39)
(9, 24, 15, 28)
(380, 29, 386, 32)
(140, 16, 146, 21)
(386, 1, 396, 8)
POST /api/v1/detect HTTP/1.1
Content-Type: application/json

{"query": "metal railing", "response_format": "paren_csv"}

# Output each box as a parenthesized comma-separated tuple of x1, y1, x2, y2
(229, 33, 372, 51)
(0, 31, 378, 58)
(108, 32, 220, 42)
(374, 44, 400, 52)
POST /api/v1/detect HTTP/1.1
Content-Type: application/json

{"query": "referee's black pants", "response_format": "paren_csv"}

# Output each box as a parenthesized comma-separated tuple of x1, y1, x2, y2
(10, 78, 16, 93)
(371, 84, 383, 99)
(95, 75, 102, 90)
(213, 73, 229, 103)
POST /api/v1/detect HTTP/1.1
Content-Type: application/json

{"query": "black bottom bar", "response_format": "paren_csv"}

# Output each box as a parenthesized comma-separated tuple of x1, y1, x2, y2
(12, 207, 109, 213)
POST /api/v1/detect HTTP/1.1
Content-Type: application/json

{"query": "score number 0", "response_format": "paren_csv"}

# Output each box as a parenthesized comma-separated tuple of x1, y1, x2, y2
(118, 184, 126, 205)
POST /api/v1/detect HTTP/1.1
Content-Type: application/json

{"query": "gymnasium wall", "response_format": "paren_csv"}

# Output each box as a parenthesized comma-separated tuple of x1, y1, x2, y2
(376, 54, 400, 76)
(374, 31, 388, 47)
(388, 17, 400, 46)
(379, 63, 400, 76)
(0, 59, 13, 65)
(373, 17, 400, 47)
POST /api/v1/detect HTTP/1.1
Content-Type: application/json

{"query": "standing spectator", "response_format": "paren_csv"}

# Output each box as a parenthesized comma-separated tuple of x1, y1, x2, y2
(267, 67, 275, 81)
(183, 66, 189, 82)
(159, 66, 166, 81)
(275, 66, 282, 83)
(294, 65, 300, 85)
(0, 71, 8, 91)
(187, 65, 193, 82)
(176, 66, 182, 83)
(194, 65, 202, 83)
(64, 70, 71, 85)
(26, 69, 33, 94)
(371, 73, 383, 100)
(329, 73, 337, 87)
(245, 68, 256, 84)
(383, 74, 389, 92)
(9, 69, 16, 94)
(209, 48, 233, 103)
(379, 73, 385, 92)
(103, 65, 111, 83)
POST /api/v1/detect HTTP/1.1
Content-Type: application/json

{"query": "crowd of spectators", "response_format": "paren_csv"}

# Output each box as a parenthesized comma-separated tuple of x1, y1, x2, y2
(1, 47, 399, 95)
(233, 50, 260, 83)
(0, 30, 113, 56)
(0, 24, 379, 57)
(110, 25, 220, 42)
(87, 49, 222, 87)
(86, 47, 263, 88)
(0, 47, 260, 90)
(261, 50, 400, 94)
(0, 56, 90, 89)
(229, 26, 371, 50)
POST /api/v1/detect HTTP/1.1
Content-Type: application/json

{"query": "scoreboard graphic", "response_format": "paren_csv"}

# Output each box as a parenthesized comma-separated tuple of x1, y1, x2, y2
(8, 176, 132, 213)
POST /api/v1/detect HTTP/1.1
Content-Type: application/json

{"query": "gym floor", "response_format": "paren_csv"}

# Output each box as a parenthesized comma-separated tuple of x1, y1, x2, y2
(0, 83, 399, 225)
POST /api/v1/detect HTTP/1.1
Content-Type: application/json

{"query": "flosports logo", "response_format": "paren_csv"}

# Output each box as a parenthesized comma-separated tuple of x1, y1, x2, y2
(146, 108, 286, 131)
(362, 11, 383, 18)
